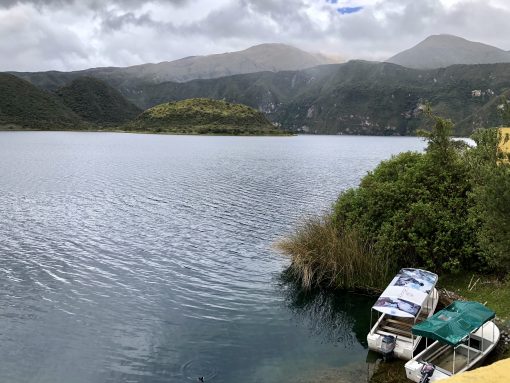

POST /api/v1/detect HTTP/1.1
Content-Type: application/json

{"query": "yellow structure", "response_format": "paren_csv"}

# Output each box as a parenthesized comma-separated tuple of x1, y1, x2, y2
(499, 127, 510, 154)
(445, 359, 510, 382)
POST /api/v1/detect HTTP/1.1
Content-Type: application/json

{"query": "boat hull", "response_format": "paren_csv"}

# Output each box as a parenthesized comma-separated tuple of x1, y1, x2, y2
(404, 321, 500, 382)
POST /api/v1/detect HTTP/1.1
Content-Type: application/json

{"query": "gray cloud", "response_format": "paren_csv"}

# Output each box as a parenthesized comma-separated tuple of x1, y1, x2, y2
(0, 0, 188, 9)
(101, 11, 155, 32)
(1, 0, 510, 72)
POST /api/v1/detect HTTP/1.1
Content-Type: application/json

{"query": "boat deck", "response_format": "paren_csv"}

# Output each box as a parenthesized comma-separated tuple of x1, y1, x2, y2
(376, 310, 431, 340)
(421, 344, 483, 374)
(435, 351, 469, 372)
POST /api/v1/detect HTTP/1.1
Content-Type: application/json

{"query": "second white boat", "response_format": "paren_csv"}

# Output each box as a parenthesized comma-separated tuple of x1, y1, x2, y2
(404, 301, 500, 382)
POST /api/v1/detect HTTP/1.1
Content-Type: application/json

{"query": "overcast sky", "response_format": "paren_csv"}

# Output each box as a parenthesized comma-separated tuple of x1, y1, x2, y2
(1, 0, 510, 72)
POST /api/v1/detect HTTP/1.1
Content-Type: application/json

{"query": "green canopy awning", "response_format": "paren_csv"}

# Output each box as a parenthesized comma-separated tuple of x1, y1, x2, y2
(411, 301, 495, 347)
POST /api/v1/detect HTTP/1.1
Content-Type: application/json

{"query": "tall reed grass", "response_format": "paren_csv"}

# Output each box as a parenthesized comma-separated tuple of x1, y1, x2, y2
(276, 214, 390, 291)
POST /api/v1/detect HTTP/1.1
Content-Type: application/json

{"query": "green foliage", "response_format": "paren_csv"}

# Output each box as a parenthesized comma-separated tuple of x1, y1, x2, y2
(418, 109, 464, 166)
(280, 113, 510, 290)
(55, 77, 141, 125)
(498, 96, 510, 126)
(468, 128, 510, 272)
(279, 112, 509, 292)
(127, 98, 284, 135)
(0, 73, 85, 129)
(332, 112, 479, 275)
(331, 117, 510, 278)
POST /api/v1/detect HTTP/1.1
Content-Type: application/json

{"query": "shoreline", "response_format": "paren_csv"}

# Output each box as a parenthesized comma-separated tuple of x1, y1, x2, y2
(0, 126, 294, 137)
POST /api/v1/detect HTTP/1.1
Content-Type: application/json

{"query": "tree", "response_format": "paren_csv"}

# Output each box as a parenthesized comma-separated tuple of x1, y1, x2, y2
(469, 128, 510, 273)
(333, 111, 477, 273)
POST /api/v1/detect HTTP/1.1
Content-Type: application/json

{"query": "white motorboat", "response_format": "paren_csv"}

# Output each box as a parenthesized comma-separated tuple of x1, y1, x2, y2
(404, 301, 500, 382)
(367, 268, 439, 360)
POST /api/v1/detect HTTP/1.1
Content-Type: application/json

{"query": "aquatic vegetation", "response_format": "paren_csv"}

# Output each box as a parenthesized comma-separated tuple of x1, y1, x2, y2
(276, 215, 389, 291)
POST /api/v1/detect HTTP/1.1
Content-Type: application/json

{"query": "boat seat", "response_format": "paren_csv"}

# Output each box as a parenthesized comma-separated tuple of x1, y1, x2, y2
(380, 325, 412, 337)
(423, 344, 450, 363)
(386, 318, 413, 329)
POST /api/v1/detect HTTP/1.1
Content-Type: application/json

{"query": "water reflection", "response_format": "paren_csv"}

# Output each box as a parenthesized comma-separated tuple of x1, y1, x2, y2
(278, 269, 387, 383)
(278, 271, 403, 383)
(278, 268, 376, 349)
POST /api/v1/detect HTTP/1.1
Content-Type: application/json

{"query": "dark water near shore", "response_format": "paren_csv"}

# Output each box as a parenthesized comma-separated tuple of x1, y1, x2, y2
(0, 132, 426, 383)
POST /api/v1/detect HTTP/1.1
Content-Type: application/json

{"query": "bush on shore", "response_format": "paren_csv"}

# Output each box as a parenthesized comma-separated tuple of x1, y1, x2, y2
(278, 112, 510, 290)
(468, 128, 510, 273)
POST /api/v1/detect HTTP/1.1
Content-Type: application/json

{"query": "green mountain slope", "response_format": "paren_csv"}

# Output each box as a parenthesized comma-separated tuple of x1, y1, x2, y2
(127, 98, 282, 135)
(132, 61, 510, 135)
(0, 73, 84, 129)
(55, 77, 141, 125)
(8, 60, 510, 136)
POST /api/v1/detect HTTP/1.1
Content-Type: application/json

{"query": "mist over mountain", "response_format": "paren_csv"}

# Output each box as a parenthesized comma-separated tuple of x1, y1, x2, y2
(12, 44, 338, 92)
(117, 43, 338, 83)
(130, 60, 510, 136)
(387, 34, 510, 69)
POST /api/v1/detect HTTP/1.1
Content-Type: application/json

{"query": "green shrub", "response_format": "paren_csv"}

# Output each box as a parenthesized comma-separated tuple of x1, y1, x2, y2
(468, 128, 510, 273)
(279, 112, 506, 292)
(280, 112, 510, 291)
(332, 114, 476, 274)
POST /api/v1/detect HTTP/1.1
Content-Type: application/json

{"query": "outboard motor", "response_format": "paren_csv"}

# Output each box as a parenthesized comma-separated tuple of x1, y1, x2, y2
(380, 335, 396, 361)
(419, 363, 435, 383)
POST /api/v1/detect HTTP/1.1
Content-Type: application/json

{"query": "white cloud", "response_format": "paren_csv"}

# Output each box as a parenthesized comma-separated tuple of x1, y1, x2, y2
(1, 0, 510, 71)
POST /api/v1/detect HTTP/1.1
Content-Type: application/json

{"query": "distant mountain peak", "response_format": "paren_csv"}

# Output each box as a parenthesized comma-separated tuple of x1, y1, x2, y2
(387, 34, 510, 69)
(424, 34, 466, 41)
(101, 43, 339, 84)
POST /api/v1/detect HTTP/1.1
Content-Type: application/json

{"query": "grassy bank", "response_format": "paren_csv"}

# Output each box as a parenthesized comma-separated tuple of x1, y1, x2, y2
(440, 275, 510, 321)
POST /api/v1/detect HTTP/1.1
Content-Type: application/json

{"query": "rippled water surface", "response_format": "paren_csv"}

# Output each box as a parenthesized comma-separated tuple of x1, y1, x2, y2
(0, 132, 426, 383)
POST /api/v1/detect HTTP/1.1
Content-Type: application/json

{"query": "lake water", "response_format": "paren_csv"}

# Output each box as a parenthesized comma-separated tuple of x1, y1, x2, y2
(0, 132, 426, 383)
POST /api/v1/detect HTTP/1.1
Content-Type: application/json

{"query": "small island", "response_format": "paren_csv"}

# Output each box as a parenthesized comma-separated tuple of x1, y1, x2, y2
(125, 98, 287, 135)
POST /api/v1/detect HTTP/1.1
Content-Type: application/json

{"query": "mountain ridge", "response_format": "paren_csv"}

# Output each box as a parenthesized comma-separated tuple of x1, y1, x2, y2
(4, 36, 510, 136)
(55, 77, 142, 125)
(387, 34, 510, 69)
(0, 75, 141, 129)
(10, 43, 339, 92)
(0, 73, 85, 130)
